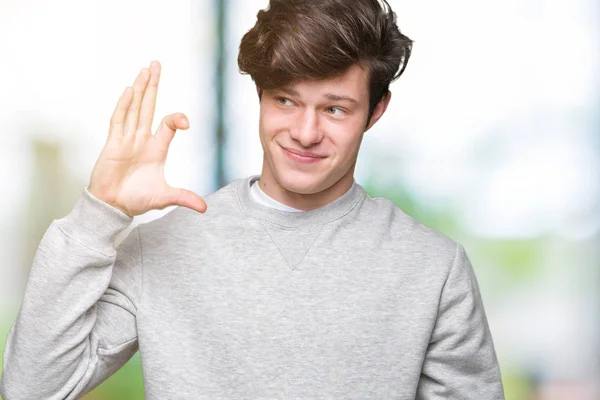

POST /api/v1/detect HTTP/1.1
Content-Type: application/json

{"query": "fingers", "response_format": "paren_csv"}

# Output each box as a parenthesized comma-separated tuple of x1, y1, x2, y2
(108, 86, 134, 139)
(138, 61, 161, 133)
(124, 68, 150, 137)
(163, 187, 207, 214)
(155, 113, 189, 146)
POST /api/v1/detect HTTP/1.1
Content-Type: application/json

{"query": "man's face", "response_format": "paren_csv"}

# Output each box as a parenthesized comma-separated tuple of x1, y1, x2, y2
(257, 64, 390, 210)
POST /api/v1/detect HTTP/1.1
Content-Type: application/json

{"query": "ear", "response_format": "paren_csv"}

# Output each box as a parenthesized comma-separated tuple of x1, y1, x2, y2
(365, 91, 392, 132)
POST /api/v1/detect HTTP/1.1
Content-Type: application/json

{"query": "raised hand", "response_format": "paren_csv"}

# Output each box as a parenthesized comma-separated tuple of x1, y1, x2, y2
(88, 61, 207, 217)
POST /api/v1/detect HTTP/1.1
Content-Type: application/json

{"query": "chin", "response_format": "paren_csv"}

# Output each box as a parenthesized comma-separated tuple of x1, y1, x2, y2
(274, 170, 328, 195)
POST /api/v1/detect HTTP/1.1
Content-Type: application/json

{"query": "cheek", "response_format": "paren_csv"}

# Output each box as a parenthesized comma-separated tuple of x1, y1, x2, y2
(328, 124, 363, 151)
(261, 110, 292, 138)
(258, 110, 274, 139)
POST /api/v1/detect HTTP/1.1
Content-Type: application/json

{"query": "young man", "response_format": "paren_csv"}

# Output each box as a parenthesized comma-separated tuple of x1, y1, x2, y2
(0, 0, 504, 398)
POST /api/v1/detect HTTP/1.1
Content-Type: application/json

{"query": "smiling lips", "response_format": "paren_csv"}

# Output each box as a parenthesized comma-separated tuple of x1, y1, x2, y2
(282, 146, 325, 164)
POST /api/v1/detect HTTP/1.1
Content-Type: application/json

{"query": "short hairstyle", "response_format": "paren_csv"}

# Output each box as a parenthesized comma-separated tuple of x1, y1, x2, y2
(238, 0, 413, 124)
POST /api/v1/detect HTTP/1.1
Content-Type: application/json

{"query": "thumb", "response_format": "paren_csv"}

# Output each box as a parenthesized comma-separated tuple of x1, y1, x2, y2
(162, 186, 207, 214)
(155, 113, 189, 146)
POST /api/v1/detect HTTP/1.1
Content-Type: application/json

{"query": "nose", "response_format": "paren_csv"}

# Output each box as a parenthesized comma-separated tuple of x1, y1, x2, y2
(290, 109, 323, 147)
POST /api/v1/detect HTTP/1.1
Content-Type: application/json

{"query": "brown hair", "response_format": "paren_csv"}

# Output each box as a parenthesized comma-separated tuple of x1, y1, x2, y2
(238, 0, 413, 124)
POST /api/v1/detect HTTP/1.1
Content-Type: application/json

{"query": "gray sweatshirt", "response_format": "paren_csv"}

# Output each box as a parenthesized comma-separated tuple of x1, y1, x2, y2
(0, 175, 504, 399)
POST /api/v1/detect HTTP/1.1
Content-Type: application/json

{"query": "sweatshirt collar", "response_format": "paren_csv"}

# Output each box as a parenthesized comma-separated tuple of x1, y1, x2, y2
(236, 175, 366, 228)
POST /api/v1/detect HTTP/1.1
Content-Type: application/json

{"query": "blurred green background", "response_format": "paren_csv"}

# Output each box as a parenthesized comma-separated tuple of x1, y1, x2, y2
(1, 0, 598, 399)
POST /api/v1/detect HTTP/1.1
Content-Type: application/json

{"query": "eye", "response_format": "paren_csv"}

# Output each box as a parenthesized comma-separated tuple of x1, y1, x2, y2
(326, 107, 346, 117)
(276, 97, 294, 106)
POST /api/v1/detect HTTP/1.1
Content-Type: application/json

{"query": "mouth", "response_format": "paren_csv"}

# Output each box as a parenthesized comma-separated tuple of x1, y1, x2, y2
(281, 146, 325, 164)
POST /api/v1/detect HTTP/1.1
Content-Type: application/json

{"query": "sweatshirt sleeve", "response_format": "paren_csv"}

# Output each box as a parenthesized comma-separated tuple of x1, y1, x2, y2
(0, 187, 143, 400)
(416, 244, 505, 400)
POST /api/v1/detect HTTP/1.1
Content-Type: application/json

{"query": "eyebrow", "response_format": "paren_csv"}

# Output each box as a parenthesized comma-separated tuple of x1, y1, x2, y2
(280, 88, 359, 104)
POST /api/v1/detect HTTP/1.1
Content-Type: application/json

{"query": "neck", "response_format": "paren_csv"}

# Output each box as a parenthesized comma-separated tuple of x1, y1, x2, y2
(258, 162, 357, 211)
(236, 175, 367, 228)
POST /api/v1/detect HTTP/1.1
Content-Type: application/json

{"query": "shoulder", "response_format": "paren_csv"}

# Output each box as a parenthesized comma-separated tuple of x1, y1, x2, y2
(359, 193, 459, 263)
